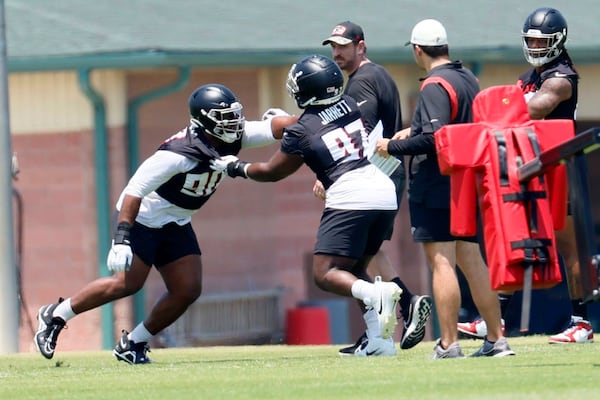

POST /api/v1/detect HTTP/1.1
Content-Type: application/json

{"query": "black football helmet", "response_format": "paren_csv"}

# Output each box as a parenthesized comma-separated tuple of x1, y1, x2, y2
(189, 84, 245, 143)
(286, 55, 344, 109)
(521, 7, 568, 67)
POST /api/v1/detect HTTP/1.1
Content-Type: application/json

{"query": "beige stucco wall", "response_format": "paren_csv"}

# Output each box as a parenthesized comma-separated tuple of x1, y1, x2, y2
(8, 63, 599, 137)
(8, 70, 127, 135)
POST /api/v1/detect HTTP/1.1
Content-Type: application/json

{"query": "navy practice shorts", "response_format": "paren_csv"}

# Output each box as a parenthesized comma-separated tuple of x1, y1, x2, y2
(314, 208, 397, 259)
(409, 201, 477, 243)
(121, 220, 201, 268)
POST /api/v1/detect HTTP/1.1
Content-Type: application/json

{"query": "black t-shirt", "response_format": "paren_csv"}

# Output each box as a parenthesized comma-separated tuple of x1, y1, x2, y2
(345, 63, 403, 138)
(345, 62, 405, 179)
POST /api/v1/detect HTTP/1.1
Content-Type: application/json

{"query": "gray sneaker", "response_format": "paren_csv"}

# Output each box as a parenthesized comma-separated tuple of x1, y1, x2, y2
(431, 338, 465, 359)
(470, 337, 516, 357)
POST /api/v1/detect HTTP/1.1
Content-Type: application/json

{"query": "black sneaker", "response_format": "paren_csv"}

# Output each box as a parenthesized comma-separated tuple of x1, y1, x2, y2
(470, 337, 516, 357)
(400, 295, 433, 349)
(113, 330, 152, 364)
(338, 332, 367, 356)
(34, 298, 66, 359)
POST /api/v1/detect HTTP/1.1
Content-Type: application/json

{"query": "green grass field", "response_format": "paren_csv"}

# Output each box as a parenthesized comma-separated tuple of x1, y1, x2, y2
(1, 336, 597, 400)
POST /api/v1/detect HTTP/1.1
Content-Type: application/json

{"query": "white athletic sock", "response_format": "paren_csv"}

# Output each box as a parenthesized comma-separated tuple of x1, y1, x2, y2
(128, 323, 153, 344)
(351, 279, 376, 303)
(52, 298, 76, 321)
(363, 308, 381, 338)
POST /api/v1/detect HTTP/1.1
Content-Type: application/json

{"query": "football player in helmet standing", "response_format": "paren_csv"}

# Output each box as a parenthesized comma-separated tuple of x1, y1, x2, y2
(457, 7, 593, 345)
(212, 54, 403, 356)
(34, 83, 294, 364)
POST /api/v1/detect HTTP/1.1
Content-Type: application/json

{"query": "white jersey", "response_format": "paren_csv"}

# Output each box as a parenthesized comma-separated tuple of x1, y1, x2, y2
(325, 164, 396, 210)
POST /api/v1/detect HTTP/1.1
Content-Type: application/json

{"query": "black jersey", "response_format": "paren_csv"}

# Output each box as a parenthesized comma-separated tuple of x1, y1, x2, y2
(517, 54, 579, 122)
(154, 126, 241, 210)
(281, 95, 370, 189)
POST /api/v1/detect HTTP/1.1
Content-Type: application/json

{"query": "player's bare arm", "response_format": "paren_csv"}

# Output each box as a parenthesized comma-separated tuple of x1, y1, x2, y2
(118, 195, 142, 224)
(247, 150, 304, 181)
(528, 77, 572, 120)
(270, 115, 299, 139)
(210, 150, 304, 181)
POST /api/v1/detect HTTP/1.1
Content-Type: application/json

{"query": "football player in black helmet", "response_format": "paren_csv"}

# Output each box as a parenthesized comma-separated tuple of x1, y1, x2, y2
(286, 54, 344, 108)
(321, 21, 430, 356)
(189, 84, 246, 143)
(520, 7, 591, 344)
(458, 8, 590, 346)
(33, 83, 295, 364)
(521, 7, 568, 68)
(211, 55, 404, 356)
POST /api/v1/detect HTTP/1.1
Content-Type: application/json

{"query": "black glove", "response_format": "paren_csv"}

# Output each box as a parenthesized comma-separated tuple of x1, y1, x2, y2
(227, 159, 250, 178)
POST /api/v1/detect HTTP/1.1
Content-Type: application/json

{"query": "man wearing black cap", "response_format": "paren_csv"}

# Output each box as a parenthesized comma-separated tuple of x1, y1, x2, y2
(318, 20, 433, 356)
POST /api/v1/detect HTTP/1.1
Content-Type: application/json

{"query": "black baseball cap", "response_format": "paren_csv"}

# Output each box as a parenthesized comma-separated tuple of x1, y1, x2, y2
(322, 21, 365, 45)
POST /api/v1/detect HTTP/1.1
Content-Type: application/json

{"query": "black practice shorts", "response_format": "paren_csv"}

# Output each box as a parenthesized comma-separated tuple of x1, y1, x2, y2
(409, 201, 477, 243)
(123, 220, 201, 268)
(315, 208, 397, 259)
(382, 168, 406, 241)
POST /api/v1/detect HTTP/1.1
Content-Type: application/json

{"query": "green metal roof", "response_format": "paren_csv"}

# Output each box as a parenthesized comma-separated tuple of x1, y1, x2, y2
(6, 0, 600, 71)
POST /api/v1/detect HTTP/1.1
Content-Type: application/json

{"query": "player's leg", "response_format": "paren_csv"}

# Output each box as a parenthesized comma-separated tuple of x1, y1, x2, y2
(314, 209, 401, 356)
(549, 216, 594, 343)
(114, 253, 202, 364)
(114, 222, 202, 364)
(35, 252, 151, 360)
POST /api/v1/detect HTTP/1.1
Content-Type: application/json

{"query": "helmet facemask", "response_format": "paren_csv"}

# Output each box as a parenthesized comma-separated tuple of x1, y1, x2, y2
(192, 101, 245, 143)
(521, 29, 566, 67)
(286, 64, 311, 108)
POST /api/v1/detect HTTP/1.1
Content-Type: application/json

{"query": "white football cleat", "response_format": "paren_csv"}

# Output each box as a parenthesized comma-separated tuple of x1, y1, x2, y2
(352, 336, 397, 357)
(457, 318, 505, 339)
(369, 276, 402, 339)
